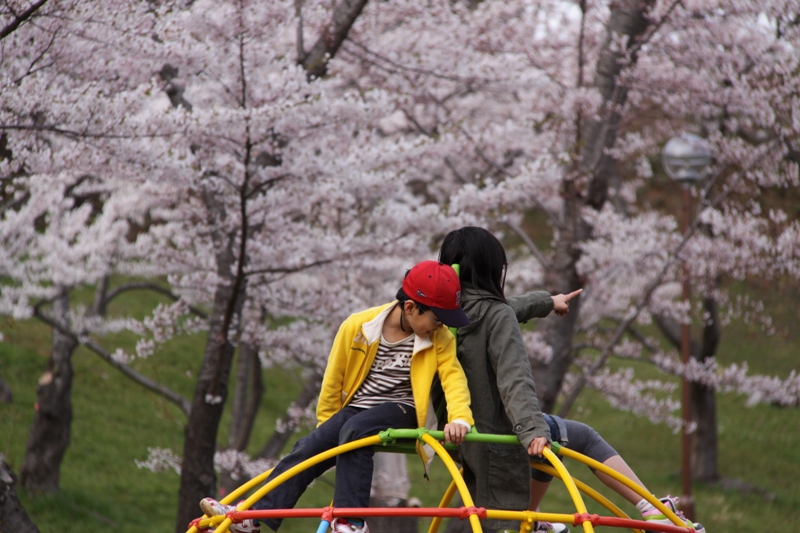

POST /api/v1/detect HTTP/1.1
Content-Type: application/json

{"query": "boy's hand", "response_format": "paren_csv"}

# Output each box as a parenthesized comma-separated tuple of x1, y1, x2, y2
(552, 289, 583, 317)
(527, 436, 550, 457)
(443, 422, 468, 445)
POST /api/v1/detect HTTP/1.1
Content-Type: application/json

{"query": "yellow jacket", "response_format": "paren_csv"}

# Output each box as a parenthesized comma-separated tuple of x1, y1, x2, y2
(316, 302, 473, 465)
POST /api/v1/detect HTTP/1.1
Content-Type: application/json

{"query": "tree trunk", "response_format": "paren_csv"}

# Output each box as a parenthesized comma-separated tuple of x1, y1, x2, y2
(228, 340, 264, 452)
(175, 186, 249, 533)
(175, 268, 246, 532)
(533, 0, 654, 414)
(651, 289, 721, 482)
(0, 454, 41, 533)
(691, 293, 720, 482)
(19, 288, 75, 493)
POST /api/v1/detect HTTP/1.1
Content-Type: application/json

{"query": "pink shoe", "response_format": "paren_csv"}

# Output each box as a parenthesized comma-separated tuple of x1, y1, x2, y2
(642, 496, 705, 532)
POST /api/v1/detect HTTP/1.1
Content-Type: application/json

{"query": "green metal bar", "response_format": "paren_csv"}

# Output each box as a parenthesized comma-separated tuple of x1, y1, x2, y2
(378, 427, 557, 447)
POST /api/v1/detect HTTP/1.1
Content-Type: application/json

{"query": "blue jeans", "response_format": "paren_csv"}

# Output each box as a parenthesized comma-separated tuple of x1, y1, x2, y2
(254, 402, 417, 531)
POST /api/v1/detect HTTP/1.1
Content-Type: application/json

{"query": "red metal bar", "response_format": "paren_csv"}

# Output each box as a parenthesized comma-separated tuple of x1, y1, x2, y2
(228, 507, 694, 533)
(233, 507, 483, 521)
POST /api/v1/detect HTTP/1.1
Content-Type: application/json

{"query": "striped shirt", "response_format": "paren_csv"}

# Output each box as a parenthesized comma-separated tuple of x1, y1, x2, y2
(349, 333, 415, 409)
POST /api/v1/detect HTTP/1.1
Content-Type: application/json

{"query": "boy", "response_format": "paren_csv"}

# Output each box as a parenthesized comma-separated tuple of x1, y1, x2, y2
(200, 261, 474, 533)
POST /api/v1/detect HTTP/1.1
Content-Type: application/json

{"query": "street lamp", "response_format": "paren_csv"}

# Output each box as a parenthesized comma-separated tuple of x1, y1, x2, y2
(662, 132, 712, 521)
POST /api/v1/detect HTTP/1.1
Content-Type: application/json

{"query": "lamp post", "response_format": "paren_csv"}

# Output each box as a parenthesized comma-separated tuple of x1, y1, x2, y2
(662, 133, 712, 521)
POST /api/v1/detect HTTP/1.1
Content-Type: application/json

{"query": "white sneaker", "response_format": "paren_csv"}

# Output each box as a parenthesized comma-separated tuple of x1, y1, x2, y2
(199, 498, 260, 533)
(331, 518, 370, 533)
(535, 522, 569, 533)
(642, 496, 705, 532)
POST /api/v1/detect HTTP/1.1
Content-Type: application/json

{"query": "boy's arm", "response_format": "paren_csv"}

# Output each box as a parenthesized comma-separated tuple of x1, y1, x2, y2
(434, 331, 474, 427)
(315, 319, 353, 426)
(507, 291, 554, 323)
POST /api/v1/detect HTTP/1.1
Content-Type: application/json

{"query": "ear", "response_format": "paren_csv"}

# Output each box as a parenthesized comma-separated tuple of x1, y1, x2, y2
(403, 300, 417, 314)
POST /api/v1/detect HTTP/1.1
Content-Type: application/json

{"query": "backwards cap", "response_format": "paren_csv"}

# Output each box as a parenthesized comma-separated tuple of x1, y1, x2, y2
(402, 260, 470, 328)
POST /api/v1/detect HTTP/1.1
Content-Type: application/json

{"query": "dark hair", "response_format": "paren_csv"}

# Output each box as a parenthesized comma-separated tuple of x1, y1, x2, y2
(395, 287, 432, 312)
(438, 227, 507, 301)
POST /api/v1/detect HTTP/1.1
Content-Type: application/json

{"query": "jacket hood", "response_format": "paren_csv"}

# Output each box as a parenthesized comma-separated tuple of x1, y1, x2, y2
(458, 285, 506, 335)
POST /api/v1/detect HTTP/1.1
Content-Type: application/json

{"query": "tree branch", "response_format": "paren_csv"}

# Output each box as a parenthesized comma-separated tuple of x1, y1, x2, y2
(31, 308, 191, 416)
(245, 257, 336, 277)
(0, 123, 178, 140)
(503, 219, 552, 270)
(300, 0, 369, 79)
(103, 282, 208, 319)
(295, 0, 306, 63)
(0, 0, 49, 41)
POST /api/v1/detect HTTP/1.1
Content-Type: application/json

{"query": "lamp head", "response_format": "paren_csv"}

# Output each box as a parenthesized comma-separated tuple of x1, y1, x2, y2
(662, 133, 713, 183)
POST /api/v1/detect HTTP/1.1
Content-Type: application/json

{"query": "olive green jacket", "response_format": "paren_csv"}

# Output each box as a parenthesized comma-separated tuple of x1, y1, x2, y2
(456, 286, 552, 449)
(437, 286, 553, 529)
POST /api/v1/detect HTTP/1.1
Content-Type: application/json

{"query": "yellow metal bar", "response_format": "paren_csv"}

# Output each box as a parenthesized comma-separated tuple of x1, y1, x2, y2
(420, 434, 483, 533)
(541, 447, 593, 533)
(485, 510, 575, 523)
(557, 447, 687, 528)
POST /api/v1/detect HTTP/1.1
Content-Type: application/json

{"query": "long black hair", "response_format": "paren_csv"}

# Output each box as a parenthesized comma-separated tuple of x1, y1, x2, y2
(438, 226, 507, 301)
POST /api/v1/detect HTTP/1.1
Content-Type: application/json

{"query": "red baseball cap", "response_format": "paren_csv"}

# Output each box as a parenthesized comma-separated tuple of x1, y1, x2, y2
(402, 261, 470, 328)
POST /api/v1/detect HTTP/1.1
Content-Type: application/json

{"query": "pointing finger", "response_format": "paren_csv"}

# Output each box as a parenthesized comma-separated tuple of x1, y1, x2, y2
(564, 289, 583, 302)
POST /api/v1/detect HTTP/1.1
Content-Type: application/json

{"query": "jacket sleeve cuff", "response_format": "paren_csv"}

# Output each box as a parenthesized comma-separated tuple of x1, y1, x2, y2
(518, 425, 553, 449)
(451, 419, 472, 431)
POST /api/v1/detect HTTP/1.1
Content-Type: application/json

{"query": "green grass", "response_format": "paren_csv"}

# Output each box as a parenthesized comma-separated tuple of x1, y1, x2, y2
(1, 279, 799, 533)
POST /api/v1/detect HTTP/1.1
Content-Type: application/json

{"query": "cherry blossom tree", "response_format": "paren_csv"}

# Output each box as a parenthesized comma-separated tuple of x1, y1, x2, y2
(1, 0, 181, 493)
(332, 0, 800, 482)
(2, 0, 449, 528)
(2, 0, 799, 531)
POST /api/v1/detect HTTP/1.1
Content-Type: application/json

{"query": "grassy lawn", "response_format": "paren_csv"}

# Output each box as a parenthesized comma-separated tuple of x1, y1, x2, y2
(1, 278, 798, 533)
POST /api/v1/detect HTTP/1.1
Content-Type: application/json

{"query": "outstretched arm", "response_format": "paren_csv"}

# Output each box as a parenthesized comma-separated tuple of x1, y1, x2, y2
(507, 291, 554, 322)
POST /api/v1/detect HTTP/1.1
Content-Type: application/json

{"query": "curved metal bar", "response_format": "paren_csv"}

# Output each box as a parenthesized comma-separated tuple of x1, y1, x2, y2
(541, 447, 594, 533)
(420, 433, 484, 533)
(557, 447, 687, 528)
(192, 435, 384, 533)
(530, 462, 644, 533)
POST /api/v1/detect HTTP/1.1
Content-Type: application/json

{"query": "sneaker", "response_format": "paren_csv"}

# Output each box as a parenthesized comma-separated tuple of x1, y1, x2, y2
(534, 522, 569, 533)
(331, 518, 370, 533)
(199, 498, 260, 533)
(642, 496, 705, 532)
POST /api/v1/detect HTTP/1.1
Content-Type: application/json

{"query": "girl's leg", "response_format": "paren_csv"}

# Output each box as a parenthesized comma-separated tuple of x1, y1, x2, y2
(559, 419, 650, 505)
(529, 478, 551, 511)
(594, 455, 649, 505)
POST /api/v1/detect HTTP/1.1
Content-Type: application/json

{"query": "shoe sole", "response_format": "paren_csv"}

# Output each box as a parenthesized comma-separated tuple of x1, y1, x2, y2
(200, 499, 224, 517)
